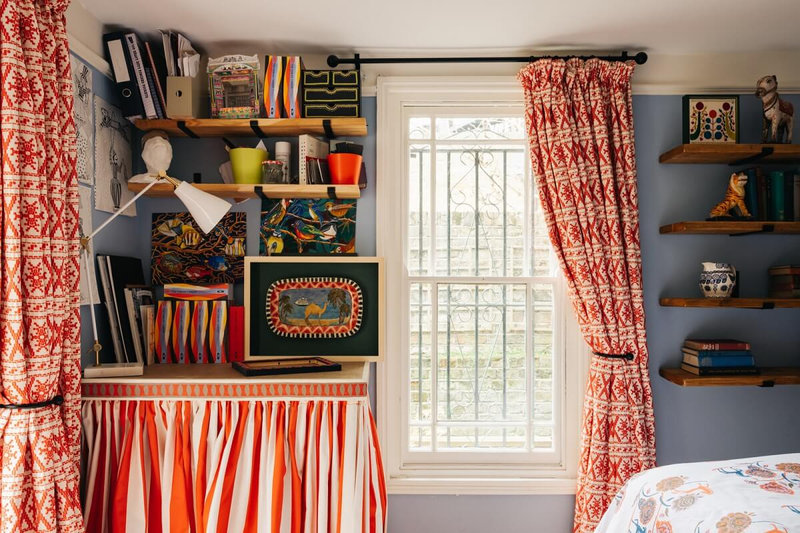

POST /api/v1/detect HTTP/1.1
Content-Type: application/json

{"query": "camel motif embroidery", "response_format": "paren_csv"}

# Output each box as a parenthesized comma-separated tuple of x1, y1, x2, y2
(266, 277, 363, 338)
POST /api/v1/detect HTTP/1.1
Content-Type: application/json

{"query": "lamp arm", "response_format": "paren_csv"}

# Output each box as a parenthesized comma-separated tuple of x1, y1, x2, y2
(87, 177, 163, 242)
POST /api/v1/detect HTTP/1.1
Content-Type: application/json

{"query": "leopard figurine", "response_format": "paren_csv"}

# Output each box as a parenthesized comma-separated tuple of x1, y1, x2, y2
(709, 171, 751, 219)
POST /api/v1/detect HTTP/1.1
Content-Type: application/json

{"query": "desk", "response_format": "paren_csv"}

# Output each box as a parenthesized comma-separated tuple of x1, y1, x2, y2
(81, 363, 386, 532)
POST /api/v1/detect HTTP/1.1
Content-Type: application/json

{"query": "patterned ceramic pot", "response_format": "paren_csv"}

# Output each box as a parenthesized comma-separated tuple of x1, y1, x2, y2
(699, 262, 736, 298)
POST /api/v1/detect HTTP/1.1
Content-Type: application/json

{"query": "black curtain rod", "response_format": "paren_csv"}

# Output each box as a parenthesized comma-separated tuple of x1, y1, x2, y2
(327, 51, 647, 68)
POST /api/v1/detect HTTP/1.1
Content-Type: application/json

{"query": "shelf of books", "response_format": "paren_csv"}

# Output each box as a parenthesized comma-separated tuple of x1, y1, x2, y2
(659, 221, 800, 235)
(660, 366, 800, 387)
(659, 144, 800, 164)
(128, 182, 361, 201)
(660, 297, 800, 309)
(133, 118, 368, 138)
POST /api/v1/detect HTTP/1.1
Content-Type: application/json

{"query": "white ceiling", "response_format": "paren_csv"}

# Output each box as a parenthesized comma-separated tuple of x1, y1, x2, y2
(79, 0, 800, 58)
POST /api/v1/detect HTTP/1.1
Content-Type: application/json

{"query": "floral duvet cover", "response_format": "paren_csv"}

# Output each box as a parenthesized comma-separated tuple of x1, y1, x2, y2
(595, 453, 800, 533)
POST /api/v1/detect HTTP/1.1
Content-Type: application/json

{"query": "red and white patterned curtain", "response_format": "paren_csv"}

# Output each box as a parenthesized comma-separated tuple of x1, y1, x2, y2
(518, 59, 656, 532)
(0, 0, 83, 531)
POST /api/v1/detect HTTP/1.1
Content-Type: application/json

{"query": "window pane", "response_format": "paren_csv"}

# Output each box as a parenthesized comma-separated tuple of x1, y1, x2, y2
(409, 282, 433, 425)
(436, 283, 527, 449)
(532, 183, 555, 277)
(436, 117, 525, 140)
(409, 117, 431, 139)
(408, 144, 431, 276)
(434, 145, 526, 277)
(532, 283, 555, 449)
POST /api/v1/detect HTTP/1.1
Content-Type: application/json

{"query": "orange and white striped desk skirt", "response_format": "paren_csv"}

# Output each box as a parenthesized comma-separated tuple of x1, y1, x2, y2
(81, 363, 386, 533)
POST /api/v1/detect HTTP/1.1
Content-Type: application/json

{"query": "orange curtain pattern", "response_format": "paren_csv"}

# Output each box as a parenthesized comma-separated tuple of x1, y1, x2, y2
(81, 399, 387, 532)
(518, 58, 656, 532)
(0, 0, 83, 531)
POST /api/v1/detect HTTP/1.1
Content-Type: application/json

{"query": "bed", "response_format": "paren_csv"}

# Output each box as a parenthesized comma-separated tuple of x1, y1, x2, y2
(595, 453, 800, 532)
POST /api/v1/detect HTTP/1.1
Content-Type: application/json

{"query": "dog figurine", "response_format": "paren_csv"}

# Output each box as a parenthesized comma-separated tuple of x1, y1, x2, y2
(709, 172, 751, 219)
(756, 75, 794, 143)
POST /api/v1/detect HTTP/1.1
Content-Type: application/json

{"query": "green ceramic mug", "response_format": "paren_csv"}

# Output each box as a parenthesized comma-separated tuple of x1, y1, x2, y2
(229, 148, 268, 184)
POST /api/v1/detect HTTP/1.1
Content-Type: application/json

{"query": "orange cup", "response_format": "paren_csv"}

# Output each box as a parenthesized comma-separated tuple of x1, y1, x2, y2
(328, 153, 363, 185)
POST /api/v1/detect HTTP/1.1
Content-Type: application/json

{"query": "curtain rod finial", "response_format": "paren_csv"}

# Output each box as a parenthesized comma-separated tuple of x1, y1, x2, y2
(327, 55, 339, 68)
(634, 52, 648, 65)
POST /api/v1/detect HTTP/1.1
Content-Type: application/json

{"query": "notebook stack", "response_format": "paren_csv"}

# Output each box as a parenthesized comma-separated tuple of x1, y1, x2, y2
(681, 339, 758, 375)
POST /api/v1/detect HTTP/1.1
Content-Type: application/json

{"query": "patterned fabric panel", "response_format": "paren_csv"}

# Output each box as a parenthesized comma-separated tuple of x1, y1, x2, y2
(81, 399, 387, 532)
(595, 453, 800, 532)
(81, 381, 369, 399)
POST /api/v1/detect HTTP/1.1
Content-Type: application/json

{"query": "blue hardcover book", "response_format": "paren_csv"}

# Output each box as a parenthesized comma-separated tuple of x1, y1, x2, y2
(682, 348, 751, 357)
(683, 353, 755, 368)
(744, 168, 759, 218)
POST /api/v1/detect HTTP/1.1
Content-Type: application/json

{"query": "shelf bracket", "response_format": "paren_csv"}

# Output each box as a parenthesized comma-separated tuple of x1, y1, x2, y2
(323, 119, 335, 139)
(250, 120, 267, 139)
(176, 121, 198, 138)
(729, 146, 774, 166)
(761, 301, 776, 309)
(327, 186, 338, 199)
(730, 223, 775, 237)
(759, 380, 775, 388)
(254, 186, 268, 201)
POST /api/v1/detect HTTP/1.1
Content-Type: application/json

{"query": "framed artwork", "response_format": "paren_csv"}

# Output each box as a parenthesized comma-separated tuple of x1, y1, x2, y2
(260, 198, 357, 255)
(683, 95, 739, 144)
(245, 256, 383, 361)
(151, 212, 246, 284)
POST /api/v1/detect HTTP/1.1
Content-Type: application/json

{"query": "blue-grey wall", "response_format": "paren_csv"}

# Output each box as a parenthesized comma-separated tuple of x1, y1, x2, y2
(78, 89, 800, 531)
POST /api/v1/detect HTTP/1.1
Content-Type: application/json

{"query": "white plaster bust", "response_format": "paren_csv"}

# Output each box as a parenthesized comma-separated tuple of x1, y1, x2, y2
(130, 130, 173, 183)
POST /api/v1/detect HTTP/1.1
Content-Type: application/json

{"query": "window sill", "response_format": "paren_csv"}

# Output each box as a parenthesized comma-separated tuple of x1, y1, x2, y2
(387, 476, 577, 495)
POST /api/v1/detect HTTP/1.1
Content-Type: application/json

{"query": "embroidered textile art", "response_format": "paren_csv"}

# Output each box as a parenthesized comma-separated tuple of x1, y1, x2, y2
(518, 58, 656, 533)
(0, 0, 83, 530)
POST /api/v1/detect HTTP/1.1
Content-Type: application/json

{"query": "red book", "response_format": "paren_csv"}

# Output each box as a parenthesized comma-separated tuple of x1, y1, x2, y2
(228, 306, 244, 362)
(683, 338, 751, 351)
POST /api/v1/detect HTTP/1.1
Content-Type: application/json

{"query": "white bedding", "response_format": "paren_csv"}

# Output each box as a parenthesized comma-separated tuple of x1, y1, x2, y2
(595, 453, 800, 532)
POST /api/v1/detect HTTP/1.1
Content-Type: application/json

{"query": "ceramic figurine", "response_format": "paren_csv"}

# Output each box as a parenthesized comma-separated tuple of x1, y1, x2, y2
(130, 130, 173, 183)
(699, 262, 737, 298)
(709, 171, 752, 219)
(756, 75, 794, 143)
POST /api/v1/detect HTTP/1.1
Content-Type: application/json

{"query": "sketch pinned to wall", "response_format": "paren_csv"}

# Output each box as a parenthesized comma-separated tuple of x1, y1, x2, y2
(94, 96, 134, 216)
(71, 55, 94, 185)
(78, 184, 100, 305)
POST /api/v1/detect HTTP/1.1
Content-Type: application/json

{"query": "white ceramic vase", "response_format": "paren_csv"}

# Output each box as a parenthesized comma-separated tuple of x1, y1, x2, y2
(699, 262, 736, 298)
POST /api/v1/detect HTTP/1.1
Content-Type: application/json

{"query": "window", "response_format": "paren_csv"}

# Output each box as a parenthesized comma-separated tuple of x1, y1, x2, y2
(377, 79, 587, 494)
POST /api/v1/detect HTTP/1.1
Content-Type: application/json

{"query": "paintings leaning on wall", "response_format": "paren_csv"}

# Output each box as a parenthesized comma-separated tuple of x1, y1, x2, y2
(71, 55, 94, 185)
(259, 198, 357, 255)
(94, 96, 134, 215)
(151, 212, 246, 284)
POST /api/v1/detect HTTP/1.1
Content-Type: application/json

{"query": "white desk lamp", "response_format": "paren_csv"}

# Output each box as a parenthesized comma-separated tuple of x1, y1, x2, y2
(81, 167, 232, 377)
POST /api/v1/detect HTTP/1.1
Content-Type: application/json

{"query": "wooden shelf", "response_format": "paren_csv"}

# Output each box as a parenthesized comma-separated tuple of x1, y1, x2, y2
(133, 117, 367, 138)
(128, 182, 360, 201)
(660, 367, 800, 387)
(660, 297, 800, 309)
(659, 143, 800, 164)
(660, 221, 800, 235)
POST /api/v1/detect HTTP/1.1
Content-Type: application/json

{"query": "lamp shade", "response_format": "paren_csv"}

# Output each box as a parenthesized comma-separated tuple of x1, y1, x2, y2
(173, 182, 232, 233)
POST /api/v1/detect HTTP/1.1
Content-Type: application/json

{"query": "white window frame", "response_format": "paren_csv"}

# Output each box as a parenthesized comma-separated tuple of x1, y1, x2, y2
(376, 77, 588, 495)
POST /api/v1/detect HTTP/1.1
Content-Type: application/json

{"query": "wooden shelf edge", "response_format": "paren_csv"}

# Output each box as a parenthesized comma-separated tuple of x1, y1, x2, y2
(660, 221, 800, 235)
(659, 366, 800, 387)
(659, 297, 800, 309)
(133, 117, 368, 138)
(128, 182, 361, 200)
(659, 143, 800, 164)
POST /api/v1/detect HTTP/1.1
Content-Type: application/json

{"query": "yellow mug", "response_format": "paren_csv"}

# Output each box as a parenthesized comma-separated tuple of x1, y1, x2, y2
(229, 148, 268, 184)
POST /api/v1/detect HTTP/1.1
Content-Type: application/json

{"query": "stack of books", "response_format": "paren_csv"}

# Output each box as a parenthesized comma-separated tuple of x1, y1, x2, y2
(743, 168, 800, 221)
(681, 339, 758, 375)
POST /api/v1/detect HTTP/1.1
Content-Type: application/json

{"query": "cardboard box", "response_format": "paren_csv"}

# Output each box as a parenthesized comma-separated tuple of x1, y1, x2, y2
(166, 75, 205, 119)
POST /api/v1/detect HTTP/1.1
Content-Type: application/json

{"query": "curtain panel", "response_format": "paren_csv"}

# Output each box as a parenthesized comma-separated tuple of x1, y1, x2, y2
(518, 58, 656, 532)
(82, 398, 386, 533)
(0, 0, 83, 531)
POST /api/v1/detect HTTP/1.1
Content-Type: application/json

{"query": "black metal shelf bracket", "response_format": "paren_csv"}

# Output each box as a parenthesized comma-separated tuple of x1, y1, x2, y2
(729, 146, 774, 166)
(327, 186, 338, 199)
(323, 119, 335, 139)
(254, 186, 267, 201)
(761, 301, 776, 309)
(250, 120, 267, 139)
(730, 223, 775, 237)
(176, 120, 198, 138)
(759, 380, 776, 387)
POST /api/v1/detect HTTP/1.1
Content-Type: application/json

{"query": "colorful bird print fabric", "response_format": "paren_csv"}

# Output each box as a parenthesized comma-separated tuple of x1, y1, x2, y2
(260, 199, 357, 255)
(594, 454, 800, 533)
(151, 212, 246, 284)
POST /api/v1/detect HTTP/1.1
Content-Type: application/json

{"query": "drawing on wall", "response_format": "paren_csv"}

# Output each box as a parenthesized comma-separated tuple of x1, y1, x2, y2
(71, 56, 94, 185)
(78, 185, 100, 305)
(266, 277, 362, 338)
(151, 212, 246, 284)
(94, 96, 134, 216)
(259, 198, 357, 255)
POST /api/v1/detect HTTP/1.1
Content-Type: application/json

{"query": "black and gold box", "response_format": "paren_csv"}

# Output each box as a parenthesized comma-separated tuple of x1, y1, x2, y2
(302, 70, 360, 118)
